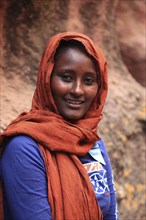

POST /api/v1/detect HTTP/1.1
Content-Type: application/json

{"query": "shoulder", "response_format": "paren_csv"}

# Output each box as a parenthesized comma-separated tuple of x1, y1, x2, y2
(1, 135, 44, 168)
(97, 139, 108, 155)
(95, 139, 111, 165)
(5, 134, 37, 148)
(4, 135, 40, 153)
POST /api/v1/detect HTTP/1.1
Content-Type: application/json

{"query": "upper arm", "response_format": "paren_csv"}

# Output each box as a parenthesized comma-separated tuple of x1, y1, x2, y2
(99, 140, 119, 220)
(0, 135, 52, 220)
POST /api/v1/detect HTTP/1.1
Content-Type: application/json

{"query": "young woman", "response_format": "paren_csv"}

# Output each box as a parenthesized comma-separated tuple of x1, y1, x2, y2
(0, 32, 118, 220)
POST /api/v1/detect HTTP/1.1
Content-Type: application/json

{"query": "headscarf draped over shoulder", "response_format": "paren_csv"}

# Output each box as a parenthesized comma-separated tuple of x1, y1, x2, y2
(0, 32, 108, 220)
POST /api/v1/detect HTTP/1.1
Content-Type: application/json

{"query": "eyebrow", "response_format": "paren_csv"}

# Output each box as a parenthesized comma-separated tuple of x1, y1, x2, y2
(85, 71, 98, 76)
(56, 66, 97, 74)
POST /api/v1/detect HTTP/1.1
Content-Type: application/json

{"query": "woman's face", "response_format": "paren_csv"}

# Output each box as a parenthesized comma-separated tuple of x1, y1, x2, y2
(50, 47, 98, 122)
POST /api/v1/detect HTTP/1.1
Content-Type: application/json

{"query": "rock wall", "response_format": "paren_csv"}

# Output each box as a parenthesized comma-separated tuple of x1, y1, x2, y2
(1, 0, 145, 219)
(116, 0, 146, 87)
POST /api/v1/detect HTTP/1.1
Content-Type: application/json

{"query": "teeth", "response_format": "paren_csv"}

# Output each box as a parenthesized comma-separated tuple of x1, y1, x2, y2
(66, 99, 82, 104)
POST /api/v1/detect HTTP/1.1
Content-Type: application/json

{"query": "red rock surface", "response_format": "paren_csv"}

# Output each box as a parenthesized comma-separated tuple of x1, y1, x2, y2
(116, 0, 146, 87)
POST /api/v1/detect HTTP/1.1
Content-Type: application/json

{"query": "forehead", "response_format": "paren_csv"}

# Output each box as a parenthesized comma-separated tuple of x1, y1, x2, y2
(56, 40, 88, 54)
(54, 40, 97, 63)
(54, 47, 97, 72)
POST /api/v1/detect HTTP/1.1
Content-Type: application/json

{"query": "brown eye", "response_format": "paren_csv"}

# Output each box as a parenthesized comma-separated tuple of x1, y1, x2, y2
(84, 77, 95, 85)
(61, 74, 73, 82)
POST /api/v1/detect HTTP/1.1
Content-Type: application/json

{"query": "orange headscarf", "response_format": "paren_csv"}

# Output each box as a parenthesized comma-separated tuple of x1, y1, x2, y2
(0, 32, 108, 220)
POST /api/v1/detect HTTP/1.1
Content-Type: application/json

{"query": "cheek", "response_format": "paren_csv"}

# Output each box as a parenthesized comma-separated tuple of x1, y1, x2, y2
(87, 86, 98, 102)
(51, 77, 70, 98)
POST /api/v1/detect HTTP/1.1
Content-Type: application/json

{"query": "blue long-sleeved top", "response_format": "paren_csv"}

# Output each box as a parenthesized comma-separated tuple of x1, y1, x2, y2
(0, 135, 118, 220)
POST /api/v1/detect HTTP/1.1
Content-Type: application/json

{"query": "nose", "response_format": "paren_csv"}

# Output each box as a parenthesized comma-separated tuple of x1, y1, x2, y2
(70, 80, 84, 96)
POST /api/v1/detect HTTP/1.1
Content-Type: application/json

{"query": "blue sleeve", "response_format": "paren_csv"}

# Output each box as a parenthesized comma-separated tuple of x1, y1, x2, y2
(98, 140, 119, 220)
(0, 135, 52, 220)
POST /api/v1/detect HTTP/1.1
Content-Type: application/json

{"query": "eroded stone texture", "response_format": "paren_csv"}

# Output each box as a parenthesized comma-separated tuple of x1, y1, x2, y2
(1, 0, 145, 219)
(3, 0, 69, 82)
(116, 0, 146, 87)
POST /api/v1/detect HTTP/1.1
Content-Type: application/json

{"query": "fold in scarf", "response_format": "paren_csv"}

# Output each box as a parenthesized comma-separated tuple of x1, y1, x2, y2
(0, 32, 108, 220)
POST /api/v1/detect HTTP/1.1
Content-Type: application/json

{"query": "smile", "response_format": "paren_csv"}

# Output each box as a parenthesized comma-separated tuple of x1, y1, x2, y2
(65, 99, 84, 107)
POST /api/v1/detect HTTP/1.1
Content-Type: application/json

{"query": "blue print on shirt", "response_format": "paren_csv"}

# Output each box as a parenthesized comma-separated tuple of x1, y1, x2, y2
(83, 162, 110, 195)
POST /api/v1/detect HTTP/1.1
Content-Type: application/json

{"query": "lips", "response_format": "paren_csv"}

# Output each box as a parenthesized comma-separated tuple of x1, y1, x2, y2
(65, 99, 84, 108)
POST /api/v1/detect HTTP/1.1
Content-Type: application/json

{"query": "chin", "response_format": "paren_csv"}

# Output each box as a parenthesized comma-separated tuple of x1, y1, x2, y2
(63, 114, 84, 123)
